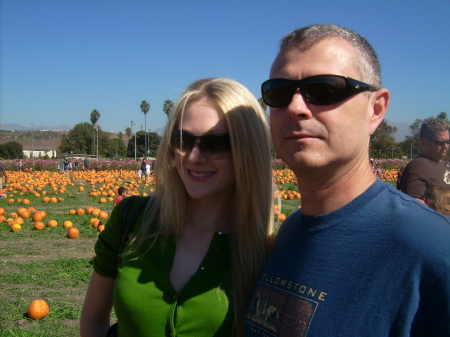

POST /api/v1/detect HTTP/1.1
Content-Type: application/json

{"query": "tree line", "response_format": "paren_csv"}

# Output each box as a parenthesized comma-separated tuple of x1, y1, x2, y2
(0, 96, 446, 161)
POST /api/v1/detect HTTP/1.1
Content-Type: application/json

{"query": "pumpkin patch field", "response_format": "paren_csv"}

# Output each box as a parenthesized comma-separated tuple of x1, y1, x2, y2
(0, 166, 398, 336)
(0, 170, 157, 336)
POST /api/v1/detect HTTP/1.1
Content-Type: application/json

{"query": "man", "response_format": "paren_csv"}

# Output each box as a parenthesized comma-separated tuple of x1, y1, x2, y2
(401, 117, 450, 202)
(244, 24, 450, 336)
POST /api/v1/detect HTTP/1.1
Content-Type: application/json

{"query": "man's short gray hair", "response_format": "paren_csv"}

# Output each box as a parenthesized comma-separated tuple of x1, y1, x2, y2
(279, 24, 381, 89)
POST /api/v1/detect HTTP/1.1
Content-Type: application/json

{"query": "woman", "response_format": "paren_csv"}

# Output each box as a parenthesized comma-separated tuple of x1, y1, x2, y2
(80, 78, 275, 337)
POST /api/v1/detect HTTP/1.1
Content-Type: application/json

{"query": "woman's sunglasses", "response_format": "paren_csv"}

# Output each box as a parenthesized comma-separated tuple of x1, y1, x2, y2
(261, 74, 377, 107)
(171, 129, 231, 158)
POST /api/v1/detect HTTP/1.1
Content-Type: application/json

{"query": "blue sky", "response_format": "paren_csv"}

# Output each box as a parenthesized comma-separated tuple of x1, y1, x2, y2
(2, 0, 449, 134)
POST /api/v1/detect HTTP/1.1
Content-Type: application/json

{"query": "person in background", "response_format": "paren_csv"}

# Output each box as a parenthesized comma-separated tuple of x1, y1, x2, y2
(0, 161, 7, 191)
(423, 184, 450, 216)
(113, 187, 127, 207)
(84, 158, 90, 171)
(396, 166, 405, 190)
(136, 159, 142, 179)
(141, 160, 147, 181)
(145, 159, 151, 180)
(401, 117, 450, 203)
(17, 160, 23, 171)
(244, 24, 450, 336)
(81, 78, 275, 337)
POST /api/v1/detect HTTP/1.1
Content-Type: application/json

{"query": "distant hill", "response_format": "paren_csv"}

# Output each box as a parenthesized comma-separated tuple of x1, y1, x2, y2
(385, 119, 411, 142)
(0, 123, 72, 131)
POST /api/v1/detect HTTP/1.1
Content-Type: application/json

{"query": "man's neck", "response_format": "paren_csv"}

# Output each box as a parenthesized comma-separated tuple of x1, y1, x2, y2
(295, 163, 377, 216)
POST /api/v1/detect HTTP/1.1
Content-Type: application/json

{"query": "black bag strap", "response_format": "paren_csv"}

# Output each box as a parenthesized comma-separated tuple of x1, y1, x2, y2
(117, 195, 151, 265)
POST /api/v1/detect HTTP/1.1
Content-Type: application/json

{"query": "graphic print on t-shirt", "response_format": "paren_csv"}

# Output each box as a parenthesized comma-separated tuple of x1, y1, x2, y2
(245, 283, 318, 336)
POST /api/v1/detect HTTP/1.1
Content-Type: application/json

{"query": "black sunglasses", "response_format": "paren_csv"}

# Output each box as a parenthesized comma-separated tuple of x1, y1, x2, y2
(426, 138, 450, 146)
(171, 129, 231, 158)
(261, 74, 377, 107)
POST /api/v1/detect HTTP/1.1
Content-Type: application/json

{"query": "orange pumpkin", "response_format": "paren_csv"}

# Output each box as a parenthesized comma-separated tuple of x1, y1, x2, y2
(27, 299, 49, 320)
(47, 220, 58, 227)
(98, 211, 109, 219)
(34, 221, 45, 230)
(67, 227, 79, 239)
(97, 224, 105, 232)
(76, 208, 85, 215)
(63, 220, 73, 229)
(11, 223, 22, 232)
(91, 219, 102, 229)
(91, 208, 101, 217)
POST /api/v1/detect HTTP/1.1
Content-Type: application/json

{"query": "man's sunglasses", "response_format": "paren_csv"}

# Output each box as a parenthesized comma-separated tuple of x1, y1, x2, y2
(171, 129, 231, 158)
(261, 74, 377, 107)
(426, 138, 450, 146)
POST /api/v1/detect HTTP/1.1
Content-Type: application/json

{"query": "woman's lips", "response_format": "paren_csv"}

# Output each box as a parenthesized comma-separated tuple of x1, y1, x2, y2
(187, 169, 215, 182)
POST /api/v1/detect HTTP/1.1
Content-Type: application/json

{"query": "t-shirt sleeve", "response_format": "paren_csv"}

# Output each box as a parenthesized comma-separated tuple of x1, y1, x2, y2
(93, 200, 124, 278)
(402, 172, 428, 199)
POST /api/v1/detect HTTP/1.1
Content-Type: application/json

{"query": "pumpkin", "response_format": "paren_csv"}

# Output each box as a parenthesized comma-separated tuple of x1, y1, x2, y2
(27, 299, 49, 320)
(91, 219, 102, 229)
(97, 224, 105, 232)
(34, 221, 45, 230)
(11, 223, 22, 232)
(76, 208, 85, 215)
(47, 220, 58, 227)
(68, 209, 76, 215)
(67, 227, 79, 239)
(91, 208, 101, 217)
(63, 220, 73, 229)
(98, 211, 108, 219)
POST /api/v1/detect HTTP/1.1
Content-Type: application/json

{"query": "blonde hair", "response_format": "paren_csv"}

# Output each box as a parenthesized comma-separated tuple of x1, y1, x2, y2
(424, 185, 450, 216)
(129, 78, 275, 335)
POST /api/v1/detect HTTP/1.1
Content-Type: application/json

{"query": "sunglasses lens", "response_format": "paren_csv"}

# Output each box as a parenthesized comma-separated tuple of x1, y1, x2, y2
(172, 130, 231, 158)
(262, 75, 374, 107)
(199, 134, 231, 157)
(303, 76, 348, 105)
(262, 80, 296, 107)
(172, 132, 194, 155)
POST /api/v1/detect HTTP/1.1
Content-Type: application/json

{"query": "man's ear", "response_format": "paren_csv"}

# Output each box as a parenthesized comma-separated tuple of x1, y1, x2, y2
(369, 88, 390, 136)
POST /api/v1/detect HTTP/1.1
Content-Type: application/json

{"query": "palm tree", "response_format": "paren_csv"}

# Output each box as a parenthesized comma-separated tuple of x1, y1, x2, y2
(163, 99, 174, 117)
(140, 100, 150, 158)
(125, 127, 132, 140)
(90, 109, 100, 155)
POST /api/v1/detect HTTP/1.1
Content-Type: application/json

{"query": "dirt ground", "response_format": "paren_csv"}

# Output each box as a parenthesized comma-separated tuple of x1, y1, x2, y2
(1, 237, 97, 263)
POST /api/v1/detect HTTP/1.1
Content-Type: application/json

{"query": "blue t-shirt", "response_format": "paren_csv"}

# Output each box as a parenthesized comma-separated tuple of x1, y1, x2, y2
(244, 180, 450, 336)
